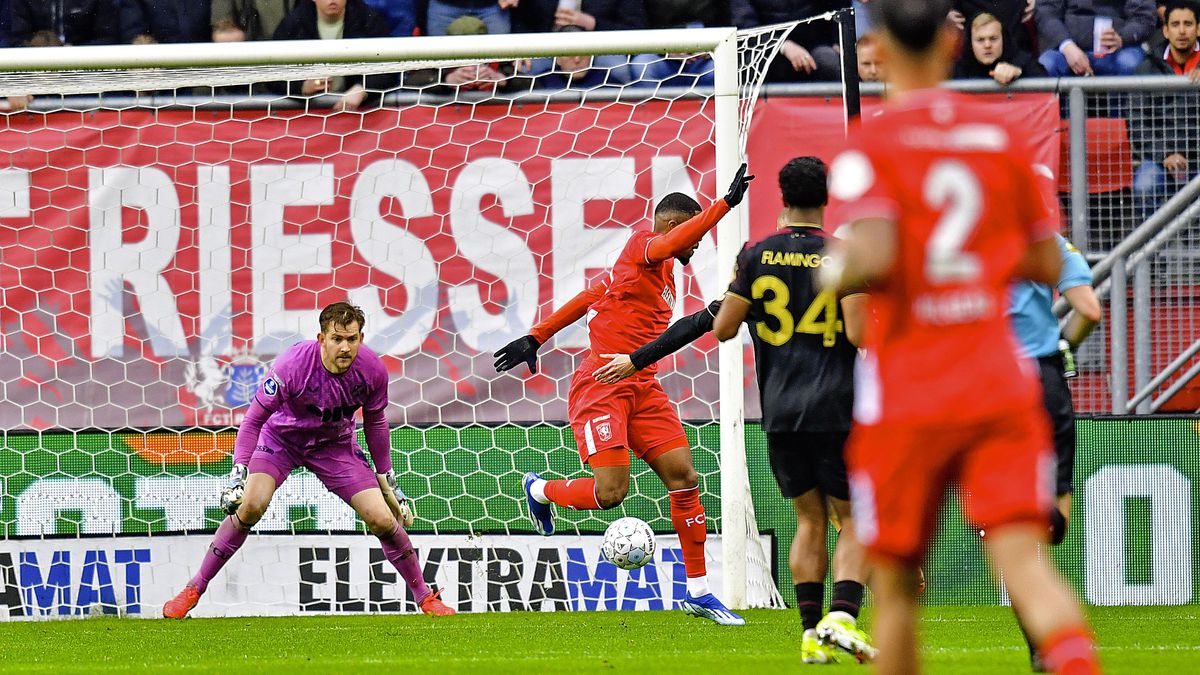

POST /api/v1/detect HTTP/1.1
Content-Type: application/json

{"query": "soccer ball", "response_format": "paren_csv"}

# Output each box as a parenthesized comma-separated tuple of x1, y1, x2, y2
(601, 517, 656, 571)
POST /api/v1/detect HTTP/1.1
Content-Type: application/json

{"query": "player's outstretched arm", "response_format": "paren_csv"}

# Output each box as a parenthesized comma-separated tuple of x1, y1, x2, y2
(494, 281, 609, 374)
(593, 300, 722, 384)
(645, 164, 754, 264)
(713, 294, 750, 341)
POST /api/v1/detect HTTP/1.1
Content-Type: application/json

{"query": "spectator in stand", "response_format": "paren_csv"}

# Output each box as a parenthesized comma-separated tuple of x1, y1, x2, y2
(426, 0, 517, 36)
(512, 2, 644, 83)
(628, 0, 728, 89)
(0, 0, 10, 48)
(955, 11, 1045, 84)
(1035, 0, 1155, 76)
(437, 14, 520, 92)
(362, 0, 417, 36)
(1147, 0, 1172, 57)
(273, 0, 397, 110)
(1130, 0, 1200, 217)
(856, 32, 883, 81)
(732, 1, 849, 82)
(950, 1, 1037, 59)
(852, 0, 871, 36)
(512, 0, 647, 34)
(630, 53, 716, 89)
(11, 0, 118, 46)
(6, 30, 62, 111)
(530, 23, 630, 89)
(212, 0, 298, 42)
(644, 0, 728, 29)
(121, 0, 213, 44)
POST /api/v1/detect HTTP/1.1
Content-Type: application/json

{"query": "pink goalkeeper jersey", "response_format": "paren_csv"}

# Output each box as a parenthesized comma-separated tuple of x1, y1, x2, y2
(231, 341, 393, 472)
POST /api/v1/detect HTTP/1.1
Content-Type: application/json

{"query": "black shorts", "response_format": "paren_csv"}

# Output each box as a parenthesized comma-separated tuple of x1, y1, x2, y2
(1039, 354, 1076, 496)
(766, 431, 850, 501)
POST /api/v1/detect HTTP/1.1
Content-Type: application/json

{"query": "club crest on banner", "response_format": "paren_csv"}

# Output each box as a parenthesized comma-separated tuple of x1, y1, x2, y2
(183, 348, 268, 423)
(224, 349, 268, 407)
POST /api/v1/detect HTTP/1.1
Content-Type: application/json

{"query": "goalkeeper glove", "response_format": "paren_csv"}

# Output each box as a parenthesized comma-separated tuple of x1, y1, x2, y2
(722, 163, 754, 208)
(379, 469, 415, 526)
(493, 334, 541, 374)
(220, 463, 248, 516)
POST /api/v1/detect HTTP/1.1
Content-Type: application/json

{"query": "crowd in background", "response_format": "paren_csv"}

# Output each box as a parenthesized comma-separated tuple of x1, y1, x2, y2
(0, 1, 1195, 91)
(0, 0, 1197, 212)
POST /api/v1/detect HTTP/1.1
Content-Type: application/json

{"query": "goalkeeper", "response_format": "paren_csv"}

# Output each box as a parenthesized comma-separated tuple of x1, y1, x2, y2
(163, 302, 454, 618)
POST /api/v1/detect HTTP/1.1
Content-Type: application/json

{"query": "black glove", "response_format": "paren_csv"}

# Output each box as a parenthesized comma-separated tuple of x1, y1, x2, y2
(493, 335, 542, 374)
(722, 163, 754, 208)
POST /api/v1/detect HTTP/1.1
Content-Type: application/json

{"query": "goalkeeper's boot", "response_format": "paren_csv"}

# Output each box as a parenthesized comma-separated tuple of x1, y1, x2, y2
(523, 472, 555, 536)
(162, 584, 201, 619)
(801, 629, 840, 664)
(418, 590, 456, 616)
(816, 610, 877, 663)
(681, 592, 745, 626)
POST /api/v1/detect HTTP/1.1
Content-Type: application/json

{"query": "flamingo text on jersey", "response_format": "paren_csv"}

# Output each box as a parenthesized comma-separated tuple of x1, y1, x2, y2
(760, 251, 832, 268)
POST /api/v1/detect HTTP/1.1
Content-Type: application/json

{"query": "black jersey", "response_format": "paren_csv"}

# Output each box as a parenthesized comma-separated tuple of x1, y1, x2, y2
(726, 225, 857, 433)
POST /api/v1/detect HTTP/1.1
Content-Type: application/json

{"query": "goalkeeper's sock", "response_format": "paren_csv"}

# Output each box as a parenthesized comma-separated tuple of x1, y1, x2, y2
(543, 478, 601, 510)
(830, 580, 864, 620)
(668, 486, 707, 579)
(190, 515, 250, 593)
(1040, 625, 1101, 675)
(379, 522, 431, 605)
(795, 582, 824, 631)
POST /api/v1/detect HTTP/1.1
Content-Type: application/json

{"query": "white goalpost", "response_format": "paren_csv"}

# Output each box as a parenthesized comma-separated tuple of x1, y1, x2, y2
(0, 25, 795, 618)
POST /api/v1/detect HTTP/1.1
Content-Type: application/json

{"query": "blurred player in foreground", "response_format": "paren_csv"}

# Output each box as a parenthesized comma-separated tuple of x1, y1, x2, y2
(1007, 171, 1102, 670)
(820, 1, 1101, 672)
(591, 157, 874, 662)
(164, 302, 454, 618)
(494, 165, 753, 625)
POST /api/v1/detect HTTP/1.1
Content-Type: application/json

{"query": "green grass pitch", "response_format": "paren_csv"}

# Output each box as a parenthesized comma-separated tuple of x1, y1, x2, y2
(1, 606, 1195, 673)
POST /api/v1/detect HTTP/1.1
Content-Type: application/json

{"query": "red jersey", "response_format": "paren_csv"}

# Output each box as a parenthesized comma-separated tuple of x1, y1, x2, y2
(827, 90, 1056, 426)
(585, 230, 676, 367)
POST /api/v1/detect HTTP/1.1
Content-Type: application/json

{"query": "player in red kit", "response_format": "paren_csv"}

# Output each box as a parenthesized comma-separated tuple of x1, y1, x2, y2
(821, 2, 1102, 673)
(494, 165, 753, 625)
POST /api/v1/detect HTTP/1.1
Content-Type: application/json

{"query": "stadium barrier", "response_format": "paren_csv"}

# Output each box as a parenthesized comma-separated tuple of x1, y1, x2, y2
(1, 417, 1195, 618)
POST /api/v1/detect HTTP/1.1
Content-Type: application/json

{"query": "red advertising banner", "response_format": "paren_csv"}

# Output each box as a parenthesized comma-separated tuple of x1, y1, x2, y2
(0, 94, 1059, 430)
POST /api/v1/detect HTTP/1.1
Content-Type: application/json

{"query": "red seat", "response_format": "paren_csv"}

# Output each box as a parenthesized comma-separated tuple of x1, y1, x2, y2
(1057, 118, 1134, 194)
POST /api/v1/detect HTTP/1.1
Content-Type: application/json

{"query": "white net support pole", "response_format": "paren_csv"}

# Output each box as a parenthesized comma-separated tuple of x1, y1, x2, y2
(713, 31, 749, 610)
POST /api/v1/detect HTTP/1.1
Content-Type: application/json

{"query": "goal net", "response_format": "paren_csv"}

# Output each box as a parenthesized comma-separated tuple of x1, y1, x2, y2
(0, 25, 797, 618)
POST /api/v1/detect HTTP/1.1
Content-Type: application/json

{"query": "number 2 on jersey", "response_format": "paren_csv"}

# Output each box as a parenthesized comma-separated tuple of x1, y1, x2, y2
(924, 160, 983, 284)
(751, 275, 841, 347)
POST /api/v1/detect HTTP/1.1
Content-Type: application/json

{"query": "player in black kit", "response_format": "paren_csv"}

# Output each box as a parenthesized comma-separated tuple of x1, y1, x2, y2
(592, 157, 873, 664)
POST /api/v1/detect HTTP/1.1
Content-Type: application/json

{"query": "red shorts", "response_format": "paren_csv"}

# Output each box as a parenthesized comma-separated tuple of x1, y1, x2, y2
(846, 405, 1055, 564)
(567, 356, 688, 467)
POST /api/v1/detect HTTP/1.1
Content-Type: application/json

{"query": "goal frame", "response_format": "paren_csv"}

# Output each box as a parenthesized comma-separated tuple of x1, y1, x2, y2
(0, 27, 755, 608)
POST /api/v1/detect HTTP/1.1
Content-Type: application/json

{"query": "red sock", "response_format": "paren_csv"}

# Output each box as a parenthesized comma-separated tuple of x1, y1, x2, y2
(1041, 625, 1102, 675)
(668, 486, 707, 578)
(543, 478, 601, 510)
